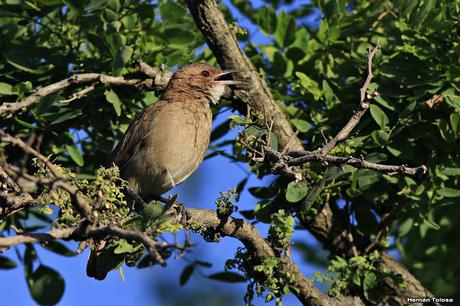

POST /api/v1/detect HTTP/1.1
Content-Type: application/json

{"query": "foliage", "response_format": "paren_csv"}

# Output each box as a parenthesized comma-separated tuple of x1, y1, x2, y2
(1, 0, 459, 305)
(315, 251, 403, 303)
(268, 209, 294, 251)
(215, 187, 239, 218)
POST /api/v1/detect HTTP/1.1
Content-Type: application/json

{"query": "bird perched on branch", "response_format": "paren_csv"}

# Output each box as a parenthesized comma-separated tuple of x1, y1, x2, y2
(86, 63, 243, 280)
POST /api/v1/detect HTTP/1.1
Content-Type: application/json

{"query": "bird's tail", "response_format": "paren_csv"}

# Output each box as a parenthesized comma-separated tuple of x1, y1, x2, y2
(86, 241, 108, 280)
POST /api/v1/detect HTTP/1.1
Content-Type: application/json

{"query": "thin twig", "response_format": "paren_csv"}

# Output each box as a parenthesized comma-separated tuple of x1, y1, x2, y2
(364, 203, 402, 254)
(0, 71, 169, 115)
(360, 39, 381, 104)
(264, 146, 427, 178)
(344, 201, 359, 257)
(0, 130, 93, 220)
(0, 130, 61, 178)
(319, 39, 381, 157)
(0, 166, 21, 193)
(60, 84, 97, 103)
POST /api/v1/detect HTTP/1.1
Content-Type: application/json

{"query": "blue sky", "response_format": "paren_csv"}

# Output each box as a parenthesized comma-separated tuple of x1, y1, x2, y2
(0, 1, 328, 305)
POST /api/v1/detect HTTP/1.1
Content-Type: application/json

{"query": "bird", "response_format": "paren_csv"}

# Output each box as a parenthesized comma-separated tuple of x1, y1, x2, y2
(86, 63, 243, 280)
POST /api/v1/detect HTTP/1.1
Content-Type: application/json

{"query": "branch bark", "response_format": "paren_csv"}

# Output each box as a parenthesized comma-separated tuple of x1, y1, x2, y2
(263, 146, 427, 179)
(0, 70, 171, 116)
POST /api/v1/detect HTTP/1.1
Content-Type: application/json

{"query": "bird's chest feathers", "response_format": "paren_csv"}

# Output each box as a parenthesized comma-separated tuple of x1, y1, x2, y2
(144, 101, 212, 169)
(183, 106, 212, 146)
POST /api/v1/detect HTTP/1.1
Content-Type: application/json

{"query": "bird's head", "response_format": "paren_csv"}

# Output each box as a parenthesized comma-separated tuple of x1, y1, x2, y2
(165, 63, 244, 104)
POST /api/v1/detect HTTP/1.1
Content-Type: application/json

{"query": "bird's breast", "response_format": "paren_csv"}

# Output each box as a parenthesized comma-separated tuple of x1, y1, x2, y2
(137, 101, 212, 195)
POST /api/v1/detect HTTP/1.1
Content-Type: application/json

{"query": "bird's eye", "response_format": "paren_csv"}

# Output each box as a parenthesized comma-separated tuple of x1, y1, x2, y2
(200, 70, 210, 78)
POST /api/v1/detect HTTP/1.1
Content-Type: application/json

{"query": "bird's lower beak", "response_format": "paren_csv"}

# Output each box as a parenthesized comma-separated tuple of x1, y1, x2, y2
(214, 69, 246, 85)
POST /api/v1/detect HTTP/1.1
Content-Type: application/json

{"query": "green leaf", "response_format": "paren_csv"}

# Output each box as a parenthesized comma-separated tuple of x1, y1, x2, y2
(14, 117, 39, 129)
(141, 201, 163, 222)
(398, 218, 414, 236)
(194, 261, 212, 268)
(0, 82, 14, 95)
(450, 113, 460, 135)
(49, 108, 83, 125)
(65, 143, 84, 166)
(41, 241, 77, 257)
(104, 89, 122, 116)
(29, 265, 65, 306)
(290, 119, 311, 133)
(163, 28, 196, 46)
(357, 170, 381, 188)
(255, 200, 283, 223)
(159, 1, 186, 20)
(270, 51, 287, 77)
(208, 272, 246, 283)
(112, 46, 133, 75)
(374, 95, 396, 111)
(369, 104, 389, 129)
(286, 180, 309, 203)
(107, 0, 121, 12)
(96, 244, 125, 274)
(113, 240, 135, 254)
(257, 6, 276, 35)
(437, 188, 460, 198)
(180, 264, 195, 286)
(439, 167, 460, 176)
(248, 187, 276, 199)
(211, 119, 230, 142)
(371, 130, 390, 146)
(295, 71, 321, 100)
(437, 119, 455, 142)
(3, 52, 51, 75)
(0, 256, 17, 269)
(228, 115, 246, 128)
(274, 11, 296, 47)
(445, 93, 460, 111)
(239, 209, 255, 220)
(363, 272, 378, 301)
(119, 266, 125, 282)
(269, 133, 278, 151)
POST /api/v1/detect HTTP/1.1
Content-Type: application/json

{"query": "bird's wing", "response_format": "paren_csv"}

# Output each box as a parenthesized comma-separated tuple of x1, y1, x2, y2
(110, 102, 163, 170)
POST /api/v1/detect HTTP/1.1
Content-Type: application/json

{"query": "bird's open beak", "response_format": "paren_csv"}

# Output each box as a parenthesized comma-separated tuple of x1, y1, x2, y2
(214, 69, 246, 85)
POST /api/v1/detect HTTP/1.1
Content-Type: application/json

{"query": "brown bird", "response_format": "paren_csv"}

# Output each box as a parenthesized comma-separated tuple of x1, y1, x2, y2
(86, 63, 243, 279)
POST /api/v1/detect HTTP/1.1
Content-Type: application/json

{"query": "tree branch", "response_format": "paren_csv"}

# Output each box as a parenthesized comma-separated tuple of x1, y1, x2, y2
(0, 130, 94, 221)
(263, 146, 427, 179)
(0, 69, 171, 116)
(0, 224, 171, 265)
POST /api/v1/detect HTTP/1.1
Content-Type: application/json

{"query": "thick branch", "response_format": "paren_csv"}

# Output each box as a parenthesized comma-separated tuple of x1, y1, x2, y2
(0, 193, 40, 220)
(159, 207, 363, 306)
(0, 225, 164, 264)
(0, 228, 74, 248)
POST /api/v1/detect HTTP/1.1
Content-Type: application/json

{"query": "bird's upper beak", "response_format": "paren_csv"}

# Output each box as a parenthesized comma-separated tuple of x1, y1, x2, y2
(214, 69, 245, 85)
